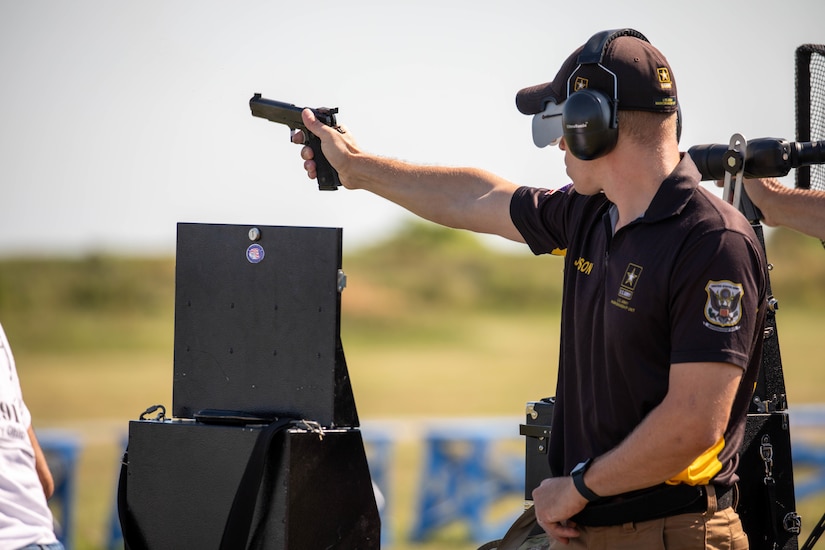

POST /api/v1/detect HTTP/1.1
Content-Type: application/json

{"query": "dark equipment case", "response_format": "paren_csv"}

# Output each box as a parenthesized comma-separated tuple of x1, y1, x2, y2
(119, 224, 380, 550)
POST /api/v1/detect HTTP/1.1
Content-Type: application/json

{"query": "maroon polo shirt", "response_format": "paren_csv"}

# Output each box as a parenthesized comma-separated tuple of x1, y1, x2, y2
(510, 154, 767, 487)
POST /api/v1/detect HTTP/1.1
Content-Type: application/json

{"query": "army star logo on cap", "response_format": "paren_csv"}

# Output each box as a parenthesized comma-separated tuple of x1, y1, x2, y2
(657, 67, 673, 89)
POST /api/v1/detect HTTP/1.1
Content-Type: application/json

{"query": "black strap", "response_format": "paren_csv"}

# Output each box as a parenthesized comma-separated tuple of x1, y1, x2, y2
(219, 417, 295, 550)
(117, 448, 149, 550)
(765, 478, 781, 548)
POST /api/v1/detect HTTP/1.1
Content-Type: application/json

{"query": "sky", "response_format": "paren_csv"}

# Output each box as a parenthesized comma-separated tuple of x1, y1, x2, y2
(1, 0, 823, 256)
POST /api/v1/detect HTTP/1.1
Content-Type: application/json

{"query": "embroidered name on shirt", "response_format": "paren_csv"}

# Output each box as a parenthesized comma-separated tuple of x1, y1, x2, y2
(574, 257, 594, 275)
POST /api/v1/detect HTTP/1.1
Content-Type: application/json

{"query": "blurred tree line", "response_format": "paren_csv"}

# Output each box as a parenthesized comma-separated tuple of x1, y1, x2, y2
(0, 221, 821, 354)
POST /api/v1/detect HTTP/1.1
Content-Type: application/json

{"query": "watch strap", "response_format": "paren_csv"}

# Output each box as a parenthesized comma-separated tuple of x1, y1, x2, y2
(572, 460, 601, 502)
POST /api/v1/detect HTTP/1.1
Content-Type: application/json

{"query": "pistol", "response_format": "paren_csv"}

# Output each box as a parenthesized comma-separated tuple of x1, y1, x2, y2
(249, 93, 341, 190)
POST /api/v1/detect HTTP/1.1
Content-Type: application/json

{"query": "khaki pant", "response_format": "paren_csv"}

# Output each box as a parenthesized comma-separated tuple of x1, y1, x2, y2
(496, 487, 748, 550)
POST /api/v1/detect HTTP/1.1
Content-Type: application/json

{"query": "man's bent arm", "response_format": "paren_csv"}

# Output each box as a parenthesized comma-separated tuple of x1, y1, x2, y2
(584, 361, 742, 496)
(533, 361, 743, 531)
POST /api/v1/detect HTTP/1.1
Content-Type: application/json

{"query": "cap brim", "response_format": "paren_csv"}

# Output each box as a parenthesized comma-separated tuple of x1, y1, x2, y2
(516, 82, 560, 115)
(531, 100, 564, 148)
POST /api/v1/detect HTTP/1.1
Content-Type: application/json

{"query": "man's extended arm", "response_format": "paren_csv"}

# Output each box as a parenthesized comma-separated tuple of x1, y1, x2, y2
(296, 109, 526, 243)
(744, 177, 825, 240)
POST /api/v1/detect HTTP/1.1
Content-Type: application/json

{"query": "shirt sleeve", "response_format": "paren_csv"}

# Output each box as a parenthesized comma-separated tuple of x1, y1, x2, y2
(510, 184, 575, 256)
(668, 227, 767, 369)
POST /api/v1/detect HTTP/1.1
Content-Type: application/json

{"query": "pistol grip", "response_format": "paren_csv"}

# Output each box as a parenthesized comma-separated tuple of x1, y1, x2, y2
(307, 133, 341, 191)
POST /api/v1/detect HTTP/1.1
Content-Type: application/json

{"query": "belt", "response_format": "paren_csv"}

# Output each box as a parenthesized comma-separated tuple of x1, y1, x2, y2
(572, 483, 735, 527)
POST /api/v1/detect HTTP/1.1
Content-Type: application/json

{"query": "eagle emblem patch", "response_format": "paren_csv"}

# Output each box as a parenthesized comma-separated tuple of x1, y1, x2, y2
(704, 280, 744, 332)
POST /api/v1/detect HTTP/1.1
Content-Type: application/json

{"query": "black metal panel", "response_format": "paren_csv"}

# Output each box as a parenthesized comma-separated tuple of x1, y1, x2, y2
(126, 420, 380, 549)
(172, 223, 352, 426)
(737, 412, 799, 550)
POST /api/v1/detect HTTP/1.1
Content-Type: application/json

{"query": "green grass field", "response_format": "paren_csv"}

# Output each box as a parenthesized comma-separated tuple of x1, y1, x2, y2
(4, 222, 825, 549)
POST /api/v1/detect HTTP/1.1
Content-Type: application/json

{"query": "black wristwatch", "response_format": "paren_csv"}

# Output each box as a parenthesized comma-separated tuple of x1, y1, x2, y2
(571, 458, 601, 502)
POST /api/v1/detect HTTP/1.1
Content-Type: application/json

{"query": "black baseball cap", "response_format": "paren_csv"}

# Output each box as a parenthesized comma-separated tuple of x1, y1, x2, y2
(516, 31, 678, 116)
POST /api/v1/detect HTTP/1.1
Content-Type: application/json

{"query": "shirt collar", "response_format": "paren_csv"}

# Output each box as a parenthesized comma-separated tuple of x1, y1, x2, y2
(640, 153, 702, 223)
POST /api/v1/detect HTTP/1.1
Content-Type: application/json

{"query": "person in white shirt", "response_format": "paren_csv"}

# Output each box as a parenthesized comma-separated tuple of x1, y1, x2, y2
(0, 322, 64, 550)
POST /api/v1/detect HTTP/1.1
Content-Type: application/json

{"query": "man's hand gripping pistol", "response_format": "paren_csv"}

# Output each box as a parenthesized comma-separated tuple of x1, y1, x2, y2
(249, 93, 342, 190)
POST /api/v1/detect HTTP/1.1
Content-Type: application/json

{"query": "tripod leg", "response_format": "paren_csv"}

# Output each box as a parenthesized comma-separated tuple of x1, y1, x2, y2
(801, 509, 825, 550)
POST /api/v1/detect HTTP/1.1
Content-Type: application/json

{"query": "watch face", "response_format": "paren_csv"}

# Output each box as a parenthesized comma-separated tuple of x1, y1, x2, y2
(572, 459, 589, 475)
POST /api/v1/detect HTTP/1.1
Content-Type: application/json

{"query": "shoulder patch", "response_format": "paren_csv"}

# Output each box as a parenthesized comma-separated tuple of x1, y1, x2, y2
(704, 280, 744, 332)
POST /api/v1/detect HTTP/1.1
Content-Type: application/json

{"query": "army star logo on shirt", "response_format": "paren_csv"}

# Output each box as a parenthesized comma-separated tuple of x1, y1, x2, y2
(618, 263, 642, 300)
(704, 280, 744, 332)
(610, 263, 643, 313)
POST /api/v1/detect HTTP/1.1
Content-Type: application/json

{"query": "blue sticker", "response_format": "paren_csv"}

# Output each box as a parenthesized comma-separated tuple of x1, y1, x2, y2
(246, 243, 265, 264)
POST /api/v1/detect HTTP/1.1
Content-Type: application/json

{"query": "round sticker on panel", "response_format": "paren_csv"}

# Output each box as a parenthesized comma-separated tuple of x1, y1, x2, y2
(246, 243, 265, 264)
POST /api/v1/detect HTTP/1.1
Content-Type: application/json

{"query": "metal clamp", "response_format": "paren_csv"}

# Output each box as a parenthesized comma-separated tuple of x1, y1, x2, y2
(297, 419, 327, 440)
(722, 133, 748, 212)
(784, 512, 802, 534)
(760, 434, 775, 485)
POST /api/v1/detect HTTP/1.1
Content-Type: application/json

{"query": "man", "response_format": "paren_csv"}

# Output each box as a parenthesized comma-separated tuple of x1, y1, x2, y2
(744, 177, 825, 240)
(293, 29, 766, 548)
(0, 322, 64, 550)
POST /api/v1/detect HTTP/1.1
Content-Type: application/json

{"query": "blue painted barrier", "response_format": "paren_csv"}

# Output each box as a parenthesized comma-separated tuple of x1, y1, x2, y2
(409, 417, 524, 543)
(791, 406, 825, 500)
(362, 422, 396, 545)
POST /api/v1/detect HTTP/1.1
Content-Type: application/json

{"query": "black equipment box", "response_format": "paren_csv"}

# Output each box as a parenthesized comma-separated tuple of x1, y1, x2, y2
(119, 224, 380, 550)
(172, 223, 356, 428)
(126, 420, 379, 549)
(520, 397, 555, 503)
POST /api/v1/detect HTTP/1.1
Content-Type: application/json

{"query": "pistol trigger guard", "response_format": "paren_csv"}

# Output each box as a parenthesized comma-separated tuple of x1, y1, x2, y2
(287, 127, 304, 144)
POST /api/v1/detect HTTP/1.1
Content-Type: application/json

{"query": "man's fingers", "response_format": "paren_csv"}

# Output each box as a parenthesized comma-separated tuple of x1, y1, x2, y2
(537, 517, 580, 545)
(303, 159, 317, 179)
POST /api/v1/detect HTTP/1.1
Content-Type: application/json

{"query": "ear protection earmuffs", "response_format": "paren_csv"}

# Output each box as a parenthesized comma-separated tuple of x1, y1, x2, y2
(562, 87, 618, 160)
(562, 29, 648, 161)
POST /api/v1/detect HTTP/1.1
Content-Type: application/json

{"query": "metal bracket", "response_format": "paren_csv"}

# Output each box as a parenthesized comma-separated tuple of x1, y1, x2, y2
(722, 133, 748, 211)
(297, 419, 327, 440)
